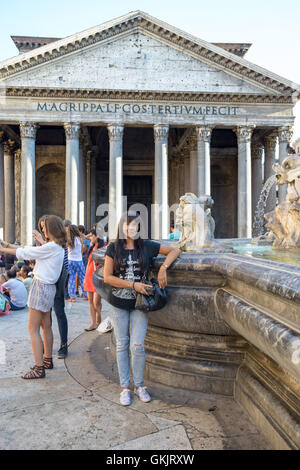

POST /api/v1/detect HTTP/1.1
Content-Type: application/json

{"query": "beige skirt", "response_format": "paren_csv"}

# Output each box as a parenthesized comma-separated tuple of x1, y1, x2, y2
(28, 278, 56, 312)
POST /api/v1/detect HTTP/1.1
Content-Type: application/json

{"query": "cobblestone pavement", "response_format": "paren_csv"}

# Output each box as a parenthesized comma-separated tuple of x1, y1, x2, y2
(0, 299, 272, 450)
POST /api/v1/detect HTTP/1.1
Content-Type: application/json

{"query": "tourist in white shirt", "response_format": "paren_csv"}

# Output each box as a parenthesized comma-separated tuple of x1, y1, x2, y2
(67, 225, 87, 302)
(0, 215, 67, 380)
(1, 269, 28, 310)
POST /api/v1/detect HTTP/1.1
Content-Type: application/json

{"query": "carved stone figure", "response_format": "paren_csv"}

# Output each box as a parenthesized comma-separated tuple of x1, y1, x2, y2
(265, 156, 300, 248)
(175, 193, 216, 251)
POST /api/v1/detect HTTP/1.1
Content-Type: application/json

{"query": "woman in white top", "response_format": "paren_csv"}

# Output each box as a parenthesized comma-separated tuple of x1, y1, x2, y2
(0, 215, 66, 380)
(67, 225, 87, 302)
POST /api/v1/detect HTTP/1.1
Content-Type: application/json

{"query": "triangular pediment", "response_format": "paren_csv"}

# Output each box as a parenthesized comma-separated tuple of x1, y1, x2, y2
(0, 11, 299, 97)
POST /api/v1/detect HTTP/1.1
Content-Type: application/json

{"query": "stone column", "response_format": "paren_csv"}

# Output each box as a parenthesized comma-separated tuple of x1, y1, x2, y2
(20, 121, 38, 246)
(86, 150, 92, 230)
(78, 132, 87, 227)
(3, 140, 16, 243)
(179, 153, 185, 198)
(0, 132, 4, 239)
(278, 127, 293, 203)
(107, 124, 124, 240)
(196, 126, 213, 196)
(264, 133, 278, 214)
(189, 134, 198, 195)
(64, 123, 80, 225)
(173, 156, 180, 204)
(90, 148, 97, 228)
(183, 145, 190, 194)
(154, 125, 169, 240)
(236, 127, 253, 238)
(169, 155, 176, 207)
(14, 149, 21, 243)
(168, 155, 172, 207)
(251, 143, 263, 236)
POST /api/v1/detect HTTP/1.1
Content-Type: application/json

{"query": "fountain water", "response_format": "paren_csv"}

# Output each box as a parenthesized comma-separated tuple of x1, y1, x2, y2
(252, 175, 277, 238)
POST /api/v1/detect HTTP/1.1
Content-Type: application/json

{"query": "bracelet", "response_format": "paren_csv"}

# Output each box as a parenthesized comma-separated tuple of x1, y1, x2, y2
(132, 282, 136, 291)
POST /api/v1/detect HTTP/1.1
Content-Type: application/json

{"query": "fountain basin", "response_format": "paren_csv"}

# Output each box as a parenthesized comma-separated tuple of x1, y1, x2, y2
(93, 246, 300, 449)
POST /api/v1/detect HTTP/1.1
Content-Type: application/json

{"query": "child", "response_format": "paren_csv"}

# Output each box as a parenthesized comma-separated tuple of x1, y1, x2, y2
(67, 225, 87, 302)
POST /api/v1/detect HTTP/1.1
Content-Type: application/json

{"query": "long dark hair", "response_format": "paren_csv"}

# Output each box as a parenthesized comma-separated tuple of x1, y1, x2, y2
(113, 215, 145, 274)
(44, 216, 67, 248)
(67, 225, 81, 249)
(38, 214, 50, 242)
(38, 215, 67, 248)
(87, 229, 104, 258)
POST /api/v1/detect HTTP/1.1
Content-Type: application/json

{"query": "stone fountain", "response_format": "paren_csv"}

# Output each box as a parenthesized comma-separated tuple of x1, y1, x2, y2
(265, 156, 300, 248)
(93, 184, 300, 449)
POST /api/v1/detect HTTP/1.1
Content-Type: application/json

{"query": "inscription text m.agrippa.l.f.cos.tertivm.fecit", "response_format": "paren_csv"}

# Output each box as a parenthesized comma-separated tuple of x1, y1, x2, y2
(37, 102, 240, 116)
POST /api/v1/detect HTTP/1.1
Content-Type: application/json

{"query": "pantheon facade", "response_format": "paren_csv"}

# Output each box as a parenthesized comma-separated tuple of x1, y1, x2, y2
(0, 11, 299, 243)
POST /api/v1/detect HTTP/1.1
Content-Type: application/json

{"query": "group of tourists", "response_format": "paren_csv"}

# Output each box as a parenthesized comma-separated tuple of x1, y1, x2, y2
(0, 213, 181, 407)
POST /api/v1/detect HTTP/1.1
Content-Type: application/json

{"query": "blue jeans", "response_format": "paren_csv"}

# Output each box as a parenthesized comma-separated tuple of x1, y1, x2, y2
(112, 307, 149, 389)
(68, 260, 87, 299)
(53, 265, 68, 346)
(2, 294, 25, 311)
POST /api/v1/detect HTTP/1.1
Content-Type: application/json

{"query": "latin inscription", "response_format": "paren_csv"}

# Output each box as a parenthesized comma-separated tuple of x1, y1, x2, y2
(37, 102, 240, 116)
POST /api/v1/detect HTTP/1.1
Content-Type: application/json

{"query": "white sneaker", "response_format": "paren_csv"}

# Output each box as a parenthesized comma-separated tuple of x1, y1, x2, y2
(97, 317, 113, 334)
(120, 389, 131, 406)
(134, 386, 152, 403)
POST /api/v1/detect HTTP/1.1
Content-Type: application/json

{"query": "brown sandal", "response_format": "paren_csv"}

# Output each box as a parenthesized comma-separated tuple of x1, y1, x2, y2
(43, 358, 53, 370)
(22, 365, 45, 380)
(30, 358, 53, 370)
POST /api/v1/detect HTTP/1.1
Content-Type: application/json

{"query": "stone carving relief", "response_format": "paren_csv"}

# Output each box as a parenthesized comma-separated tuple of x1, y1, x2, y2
(265, 156, 300, 248)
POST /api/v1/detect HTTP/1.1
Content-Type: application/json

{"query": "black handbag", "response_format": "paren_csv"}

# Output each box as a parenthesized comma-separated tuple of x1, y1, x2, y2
(134, 276, 168, 312)
(94, 270, 167, 312)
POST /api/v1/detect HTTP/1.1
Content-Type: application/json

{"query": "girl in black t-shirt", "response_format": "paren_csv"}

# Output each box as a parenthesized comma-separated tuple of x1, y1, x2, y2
(104, 214, 180, 407)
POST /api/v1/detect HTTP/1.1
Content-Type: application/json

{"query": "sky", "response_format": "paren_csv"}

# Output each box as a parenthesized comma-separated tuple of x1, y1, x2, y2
(0, 0, 299, 139)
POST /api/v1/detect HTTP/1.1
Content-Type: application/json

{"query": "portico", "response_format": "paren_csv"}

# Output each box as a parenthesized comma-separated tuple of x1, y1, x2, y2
(0, 11, 298, 243)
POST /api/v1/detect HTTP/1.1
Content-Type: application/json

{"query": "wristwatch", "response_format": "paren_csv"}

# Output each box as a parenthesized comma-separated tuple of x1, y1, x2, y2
(162, 264, 168, 270)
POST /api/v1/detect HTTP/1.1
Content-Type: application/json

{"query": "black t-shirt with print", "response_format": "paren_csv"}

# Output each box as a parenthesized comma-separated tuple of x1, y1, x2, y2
(105, 240, 161, 310)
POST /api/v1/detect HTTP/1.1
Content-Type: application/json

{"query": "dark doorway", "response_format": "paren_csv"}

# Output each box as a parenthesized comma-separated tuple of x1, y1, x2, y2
(36, 163, 65, 222)
(124, 175, 153, 237)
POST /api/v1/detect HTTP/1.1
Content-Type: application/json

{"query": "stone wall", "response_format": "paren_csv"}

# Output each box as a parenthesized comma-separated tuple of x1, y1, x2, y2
(36, 145, 65, 221)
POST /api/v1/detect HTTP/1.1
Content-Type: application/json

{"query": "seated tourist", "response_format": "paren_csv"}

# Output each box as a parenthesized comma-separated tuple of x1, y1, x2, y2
(19, 265, 33, 295)
(1, 270, 28, 311)
(168, 223, 182, 241)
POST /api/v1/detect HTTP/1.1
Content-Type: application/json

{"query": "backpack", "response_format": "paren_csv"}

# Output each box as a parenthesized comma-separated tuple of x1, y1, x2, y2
(0, 292, 11, 316)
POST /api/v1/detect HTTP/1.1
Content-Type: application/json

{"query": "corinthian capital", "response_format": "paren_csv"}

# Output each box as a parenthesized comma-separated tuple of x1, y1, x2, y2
(3, 140, 15, 155)
(154, 124, 169, 141)
(252, 142, 264, 160)
(235, 126, 254, 144)
(64, 123, 80, 140)
(278, 127, 293, 144)
(264, 132, 278, 152)
(107, 124, 124, 141)
(196, 126, 213, 143)
(20, 122, 38, 140)
(0, 131, 5, 143)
